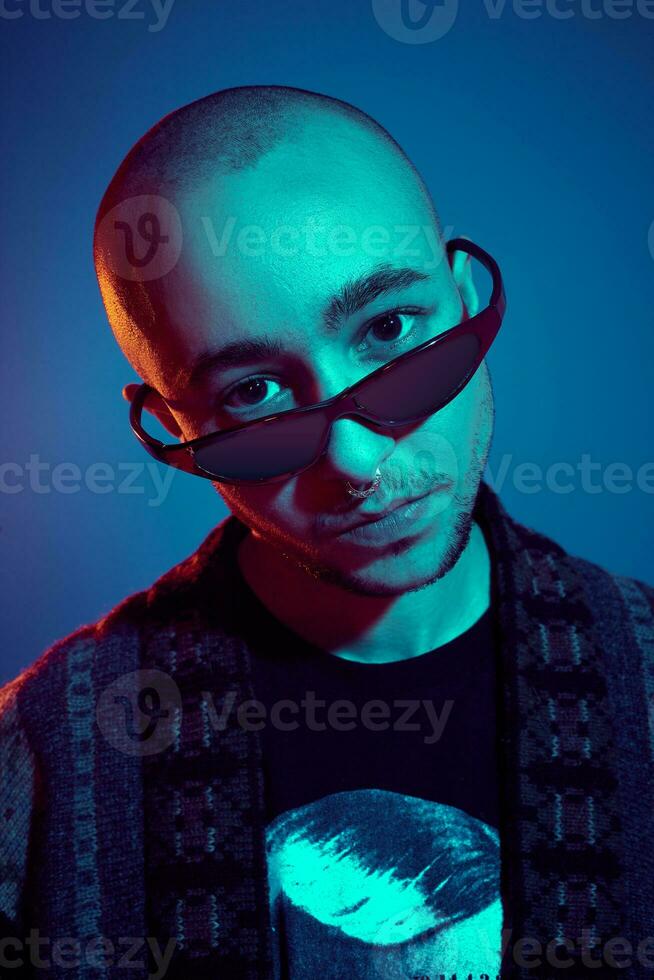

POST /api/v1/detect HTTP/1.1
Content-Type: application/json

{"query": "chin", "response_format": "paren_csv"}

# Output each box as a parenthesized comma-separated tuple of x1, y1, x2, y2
(310, 521, 462, 597)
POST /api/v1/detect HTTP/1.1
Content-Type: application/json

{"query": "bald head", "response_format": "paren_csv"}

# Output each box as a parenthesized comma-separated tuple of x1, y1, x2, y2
(94, 85, 437, 220)
(93, 85, 445, 391)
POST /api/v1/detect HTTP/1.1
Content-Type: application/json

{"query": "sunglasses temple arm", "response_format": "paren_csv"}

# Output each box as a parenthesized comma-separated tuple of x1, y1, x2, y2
(129, 384, 201, 476)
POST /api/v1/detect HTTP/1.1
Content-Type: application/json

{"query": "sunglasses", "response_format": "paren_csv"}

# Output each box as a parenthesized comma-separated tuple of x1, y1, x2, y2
(129, 237, 506, 486)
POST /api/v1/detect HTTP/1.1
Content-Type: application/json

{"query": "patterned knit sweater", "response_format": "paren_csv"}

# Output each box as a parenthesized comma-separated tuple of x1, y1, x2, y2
(1, 480, 653, 980)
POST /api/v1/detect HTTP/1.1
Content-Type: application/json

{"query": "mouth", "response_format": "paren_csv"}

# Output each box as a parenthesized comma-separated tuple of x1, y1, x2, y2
(329, 482, 452, 544)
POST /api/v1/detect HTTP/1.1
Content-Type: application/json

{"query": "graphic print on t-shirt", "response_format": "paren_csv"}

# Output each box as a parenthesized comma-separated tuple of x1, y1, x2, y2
(266, 788, 502, 979)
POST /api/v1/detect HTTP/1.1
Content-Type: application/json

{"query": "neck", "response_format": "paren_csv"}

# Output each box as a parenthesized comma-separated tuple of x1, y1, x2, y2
(235, 519, 491, 664)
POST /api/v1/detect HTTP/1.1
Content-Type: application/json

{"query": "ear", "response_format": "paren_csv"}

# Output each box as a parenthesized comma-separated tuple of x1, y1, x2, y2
(448, 237, 480, 318)
(122, 383, 184, 440)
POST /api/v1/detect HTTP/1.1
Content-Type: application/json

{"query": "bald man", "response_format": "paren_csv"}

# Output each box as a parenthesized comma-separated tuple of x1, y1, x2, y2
(1, 86, 654, 980)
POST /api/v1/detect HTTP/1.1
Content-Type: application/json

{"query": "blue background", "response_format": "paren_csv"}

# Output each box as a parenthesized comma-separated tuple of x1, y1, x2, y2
(2, 0, 653, 683)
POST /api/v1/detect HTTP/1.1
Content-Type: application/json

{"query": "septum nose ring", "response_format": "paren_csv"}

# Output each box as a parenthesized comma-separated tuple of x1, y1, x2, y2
(345, 466, 382, 498)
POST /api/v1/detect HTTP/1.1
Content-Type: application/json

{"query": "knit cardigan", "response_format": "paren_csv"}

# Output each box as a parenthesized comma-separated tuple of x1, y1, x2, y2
(1, 480, 653, 980)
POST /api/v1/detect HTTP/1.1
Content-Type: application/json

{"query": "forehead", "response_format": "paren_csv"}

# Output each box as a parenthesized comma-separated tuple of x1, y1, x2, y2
(149, 128, 450, 385)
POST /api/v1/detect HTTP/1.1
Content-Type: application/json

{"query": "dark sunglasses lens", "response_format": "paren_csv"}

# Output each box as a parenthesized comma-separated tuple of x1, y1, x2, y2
(192, 409, 328, 481)
(356, 331, 481, 419)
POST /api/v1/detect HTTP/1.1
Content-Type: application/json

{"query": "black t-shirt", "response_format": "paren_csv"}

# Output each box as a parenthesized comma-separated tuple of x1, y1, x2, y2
(230, 554, 504, 980)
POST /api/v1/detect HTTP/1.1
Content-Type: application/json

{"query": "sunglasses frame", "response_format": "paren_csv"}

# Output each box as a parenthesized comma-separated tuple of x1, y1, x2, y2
(129, 236, 506, 485)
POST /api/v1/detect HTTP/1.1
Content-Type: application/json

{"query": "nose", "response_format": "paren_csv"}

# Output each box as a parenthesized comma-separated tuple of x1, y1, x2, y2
(318, 415, 396, 489)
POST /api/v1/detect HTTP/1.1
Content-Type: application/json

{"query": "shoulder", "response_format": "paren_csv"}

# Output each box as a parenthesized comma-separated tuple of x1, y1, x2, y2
(570, 550, 654, 612)
(567, 549, 654, 658)
(0, 513, 238, 723)
(523, 509, 653, 659)
(477, 480, 654, 648)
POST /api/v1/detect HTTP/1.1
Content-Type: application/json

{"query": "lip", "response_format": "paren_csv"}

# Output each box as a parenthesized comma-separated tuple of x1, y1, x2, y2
(340, 492, 428, 532)
(338, 492, 434, 545)
(333, 484, 450, 545)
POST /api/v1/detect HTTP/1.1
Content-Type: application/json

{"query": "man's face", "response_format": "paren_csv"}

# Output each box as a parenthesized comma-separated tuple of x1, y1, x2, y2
(139, 119, 494, 596)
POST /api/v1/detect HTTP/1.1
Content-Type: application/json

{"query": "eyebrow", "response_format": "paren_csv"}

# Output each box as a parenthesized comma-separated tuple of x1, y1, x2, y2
(182, 263, 431, 388)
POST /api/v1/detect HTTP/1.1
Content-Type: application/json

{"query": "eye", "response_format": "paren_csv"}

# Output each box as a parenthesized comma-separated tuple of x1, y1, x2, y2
(222, 376, 284, 413)
(358, 310, 419, 355)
